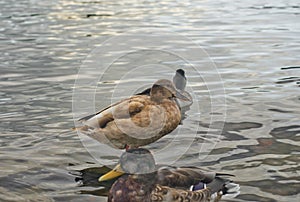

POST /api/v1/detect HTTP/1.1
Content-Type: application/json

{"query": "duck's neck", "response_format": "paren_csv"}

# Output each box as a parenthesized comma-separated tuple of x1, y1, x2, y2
(150, 95, 163, 103)
(150, 87, 172, 103)
(131, 172, 157, 186)
(150, 93, 173, 103)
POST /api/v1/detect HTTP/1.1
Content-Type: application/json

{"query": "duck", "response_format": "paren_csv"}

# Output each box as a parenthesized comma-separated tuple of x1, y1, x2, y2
(99, 148, 240, 202)
(76, 79, 189, 150)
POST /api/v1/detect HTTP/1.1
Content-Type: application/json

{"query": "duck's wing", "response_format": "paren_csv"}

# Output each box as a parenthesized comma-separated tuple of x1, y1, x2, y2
(156, 166, 217, 189)
(78, 98, 129, 122)
(78, 96, 146, 129)
(135, 87, 151, 95)
(151, 184, 212, 202)
(78, 103, 120, 129)
(154, 167, 237, 202)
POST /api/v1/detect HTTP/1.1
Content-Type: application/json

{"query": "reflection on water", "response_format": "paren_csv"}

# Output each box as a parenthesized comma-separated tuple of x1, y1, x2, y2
(0, 0, 299, 201)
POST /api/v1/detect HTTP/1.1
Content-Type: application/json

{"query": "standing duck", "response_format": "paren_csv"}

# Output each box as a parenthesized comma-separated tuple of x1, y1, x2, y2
(77, 79, 189, 149)
(99, 148, 240, 202)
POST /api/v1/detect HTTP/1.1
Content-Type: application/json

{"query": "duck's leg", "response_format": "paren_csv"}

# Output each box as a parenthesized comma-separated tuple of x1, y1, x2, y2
(125, 144, 131, 151)
(125, 144, 139, 151)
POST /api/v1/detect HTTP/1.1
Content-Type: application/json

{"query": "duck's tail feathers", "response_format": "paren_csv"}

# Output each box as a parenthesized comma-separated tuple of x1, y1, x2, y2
(71, 125, 90, 132)
(222, 181, 240, 199)
(206, 176, 240, 201)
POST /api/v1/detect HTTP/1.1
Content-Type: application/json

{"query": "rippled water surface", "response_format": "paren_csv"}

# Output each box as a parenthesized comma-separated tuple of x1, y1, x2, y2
(1, 0, 299, 201)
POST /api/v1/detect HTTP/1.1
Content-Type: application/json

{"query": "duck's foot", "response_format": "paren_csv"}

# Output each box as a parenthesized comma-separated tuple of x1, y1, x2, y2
(125, 145, 140, 151)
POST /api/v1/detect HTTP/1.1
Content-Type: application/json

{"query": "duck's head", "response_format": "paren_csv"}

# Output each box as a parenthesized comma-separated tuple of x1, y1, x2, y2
(150, 79, 189, 102)
(99, 148, 156, 182)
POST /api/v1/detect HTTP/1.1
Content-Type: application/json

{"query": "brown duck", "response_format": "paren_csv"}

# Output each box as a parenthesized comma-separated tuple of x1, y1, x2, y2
(99, 148, 240, 202)
(76, 79, 189, 149)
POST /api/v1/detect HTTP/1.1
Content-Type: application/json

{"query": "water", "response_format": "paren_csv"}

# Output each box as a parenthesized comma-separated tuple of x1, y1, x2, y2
(0, 0, 299, 201)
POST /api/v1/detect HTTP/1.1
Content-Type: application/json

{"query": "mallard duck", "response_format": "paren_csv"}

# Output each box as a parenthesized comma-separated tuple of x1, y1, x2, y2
(99, 148, 240, 202)
(77, 79, 189, 149)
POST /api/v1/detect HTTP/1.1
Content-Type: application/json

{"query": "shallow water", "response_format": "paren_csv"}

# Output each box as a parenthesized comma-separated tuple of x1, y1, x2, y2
(0, 0, 299, 201)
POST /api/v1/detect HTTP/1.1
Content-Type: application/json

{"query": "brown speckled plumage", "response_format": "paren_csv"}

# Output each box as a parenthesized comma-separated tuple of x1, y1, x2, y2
(102, 149, 239, 202)
(77, 79, 185, 149)
(108, 171, 215, 202)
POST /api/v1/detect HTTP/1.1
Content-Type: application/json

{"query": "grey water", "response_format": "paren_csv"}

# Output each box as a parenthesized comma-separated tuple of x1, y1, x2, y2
(0, 0, 299, 201)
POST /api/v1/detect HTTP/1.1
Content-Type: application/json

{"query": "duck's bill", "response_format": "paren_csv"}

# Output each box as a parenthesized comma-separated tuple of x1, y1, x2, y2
(176, 90, 190, 101)
(98, 164, 124, 182)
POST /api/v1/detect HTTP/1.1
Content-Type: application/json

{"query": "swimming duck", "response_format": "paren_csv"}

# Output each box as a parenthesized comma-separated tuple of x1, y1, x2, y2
(99, 148, 240, 202)
(77, 79, 189, 149)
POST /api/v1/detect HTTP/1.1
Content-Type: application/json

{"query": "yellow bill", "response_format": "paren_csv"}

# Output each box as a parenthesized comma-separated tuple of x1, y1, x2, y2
(98, 164, 124, 182)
